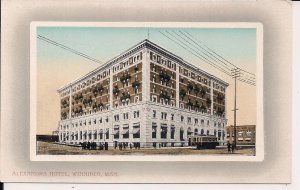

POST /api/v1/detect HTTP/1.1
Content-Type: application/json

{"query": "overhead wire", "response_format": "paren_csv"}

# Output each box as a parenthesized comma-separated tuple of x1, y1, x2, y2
(37, 35, 102, 64)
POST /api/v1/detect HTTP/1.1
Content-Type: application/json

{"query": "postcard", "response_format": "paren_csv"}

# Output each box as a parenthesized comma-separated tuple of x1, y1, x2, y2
(30, 22, 263, 161)
(1, 0, 292, 183)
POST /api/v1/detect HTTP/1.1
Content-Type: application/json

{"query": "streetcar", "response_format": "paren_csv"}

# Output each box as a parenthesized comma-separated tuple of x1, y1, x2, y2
(188, 135, 219, 149)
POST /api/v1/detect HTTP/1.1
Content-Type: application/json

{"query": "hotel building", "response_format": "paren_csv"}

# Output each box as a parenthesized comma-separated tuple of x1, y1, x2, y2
(58, 39, 228, 147)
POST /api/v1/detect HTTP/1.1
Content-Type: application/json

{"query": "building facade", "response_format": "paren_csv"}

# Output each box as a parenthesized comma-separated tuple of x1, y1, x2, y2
(226, 125, 256, 146)
(58, 39, 228, 147)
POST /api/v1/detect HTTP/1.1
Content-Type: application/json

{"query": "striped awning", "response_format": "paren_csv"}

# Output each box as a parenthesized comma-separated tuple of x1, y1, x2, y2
(160, 123, 167, 127)
(121, 129, 129, 135)
(133, 123, 140, 127)
(131, 128, 140, 134)
(111, 130, 119, 135)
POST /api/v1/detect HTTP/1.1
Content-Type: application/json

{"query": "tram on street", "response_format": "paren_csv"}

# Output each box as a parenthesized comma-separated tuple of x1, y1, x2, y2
(189, 135, 219, 149)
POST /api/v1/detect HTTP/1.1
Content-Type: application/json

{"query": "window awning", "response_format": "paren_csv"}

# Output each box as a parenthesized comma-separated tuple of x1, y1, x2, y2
(98, 129, 103, 134)
(105, 129, 109, 134)
(121, 129, 129, 135)
(133, 123, 140, 127)
(131, 128, 140, 134)
(111, 130, 119, 135)
(160, 123, 167, 127)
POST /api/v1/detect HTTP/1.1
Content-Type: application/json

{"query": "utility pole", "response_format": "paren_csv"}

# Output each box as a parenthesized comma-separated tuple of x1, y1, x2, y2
(231, 68, 240, 151)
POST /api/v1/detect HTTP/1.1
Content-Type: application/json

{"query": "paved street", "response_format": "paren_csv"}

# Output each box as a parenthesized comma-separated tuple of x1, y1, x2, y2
(37, 141, 255, 156)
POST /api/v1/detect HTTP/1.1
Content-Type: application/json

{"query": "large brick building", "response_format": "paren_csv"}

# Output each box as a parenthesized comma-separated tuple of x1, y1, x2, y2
(57, 39, 228, 147)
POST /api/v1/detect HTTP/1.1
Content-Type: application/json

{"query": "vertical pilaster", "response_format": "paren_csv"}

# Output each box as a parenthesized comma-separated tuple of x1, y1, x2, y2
(142, 48, 150, 102)
(176, 64, 180, 107)
(109, 69, 113, 109)
(141, 47, 151, 147)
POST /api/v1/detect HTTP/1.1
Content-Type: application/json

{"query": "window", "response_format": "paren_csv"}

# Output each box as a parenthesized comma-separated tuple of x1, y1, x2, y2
(195, 118, 198, 125)
(123, 113, 129, 120)
(132, 124, 140, 138)
(122, 126, 129, 139)
(114, 114, 119, 122)
(105, 128, 109, 139)
(161, 112, 167, 120)
(171, 100, 175, 107)
(134, 96, 139, 102)
(187, 117, 191, 124)
(180, 103, 184, 109)
(134, 111, 140, 118)
(113, 126, 119, 139)
(180, 128, 184, 141)
(152, 123, 157, 138)
(201, 119, 204, 125)
(153, 110, 156, 118)
(161, 126, 167, 139)
(152, 76, 156, 83)
(181, 116, 184, 122)
(171, 114, 174, 121)
(171, 127, 175, 139)
(152, 95, 157, 103)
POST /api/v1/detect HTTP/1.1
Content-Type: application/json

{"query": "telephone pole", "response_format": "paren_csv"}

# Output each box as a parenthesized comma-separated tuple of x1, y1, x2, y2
(231, 68, 240, 150)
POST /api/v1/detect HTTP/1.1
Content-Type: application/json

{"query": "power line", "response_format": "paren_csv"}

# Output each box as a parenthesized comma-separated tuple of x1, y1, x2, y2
(37, 35, 103, 64)
(183, 31, 255, 77)
(160, 31, 232, 76)
(180, 30, 256, 83)
(177, 31, 233, 70)
(159, 30, 256, 86)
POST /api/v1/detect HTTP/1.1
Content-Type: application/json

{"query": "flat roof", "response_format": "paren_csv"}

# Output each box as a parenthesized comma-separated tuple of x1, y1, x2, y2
(58, 39, 229, 93)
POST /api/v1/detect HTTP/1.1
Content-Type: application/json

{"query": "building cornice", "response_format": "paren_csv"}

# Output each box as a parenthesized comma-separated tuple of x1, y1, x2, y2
(58, 39, 229, 93)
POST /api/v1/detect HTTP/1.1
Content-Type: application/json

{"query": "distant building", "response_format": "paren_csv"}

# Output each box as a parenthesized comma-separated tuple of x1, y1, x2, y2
(57, 39, 229, 147)
(36, 135, 59, 142)
(226, 125, 255, 145)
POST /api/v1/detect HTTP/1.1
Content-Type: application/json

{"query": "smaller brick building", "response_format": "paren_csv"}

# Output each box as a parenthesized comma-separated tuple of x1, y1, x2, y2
(226, 125, 255, 146)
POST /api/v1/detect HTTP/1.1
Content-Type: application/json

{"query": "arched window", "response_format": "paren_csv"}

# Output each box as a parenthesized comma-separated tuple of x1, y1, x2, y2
(194, 128, 198, 135)
(180, 127, 184, 141)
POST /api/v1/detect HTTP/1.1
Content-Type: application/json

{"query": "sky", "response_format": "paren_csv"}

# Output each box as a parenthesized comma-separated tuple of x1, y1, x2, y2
(36, 26, 257, 135)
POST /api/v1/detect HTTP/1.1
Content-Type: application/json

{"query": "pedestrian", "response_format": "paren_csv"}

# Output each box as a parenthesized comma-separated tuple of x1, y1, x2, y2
(87, 141, 91, 150)
(231, 143, 235, 153)
(227, 141, 231, 153)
